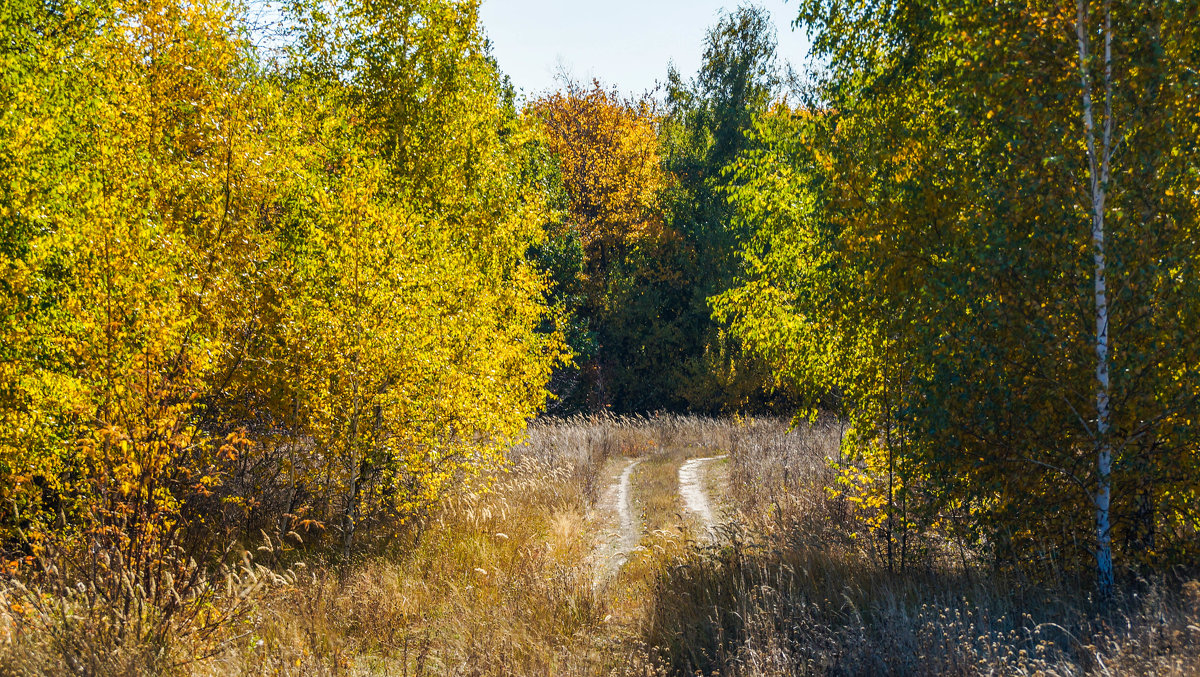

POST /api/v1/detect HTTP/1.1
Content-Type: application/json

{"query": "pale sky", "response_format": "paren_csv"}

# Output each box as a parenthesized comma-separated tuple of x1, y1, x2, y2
(478, 0, 813, 98)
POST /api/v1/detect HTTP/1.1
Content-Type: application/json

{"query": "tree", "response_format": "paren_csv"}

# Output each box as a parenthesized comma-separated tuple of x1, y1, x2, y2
(0, 0, 565, 559)
(532, 81, 670, 299)
(0, 0, 285, 591)
(219, 0, 564, 552)
(661, 4, 785, 413)
(720, 0, 1200, 584)
(1074, 0, 1115, 598)
(529, 80, 682, 411)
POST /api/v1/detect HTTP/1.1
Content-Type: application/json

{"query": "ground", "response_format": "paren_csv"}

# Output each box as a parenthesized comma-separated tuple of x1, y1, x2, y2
(4, 416, 1198, 676)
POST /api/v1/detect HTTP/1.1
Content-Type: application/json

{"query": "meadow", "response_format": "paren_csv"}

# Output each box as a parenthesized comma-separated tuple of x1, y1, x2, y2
(6, 415, 1194, 676)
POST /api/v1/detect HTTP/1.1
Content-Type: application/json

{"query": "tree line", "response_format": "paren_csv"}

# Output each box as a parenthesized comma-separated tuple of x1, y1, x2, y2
(529, 7, 791, 415)
(2, 0, 1198, 599)
(716, 0, 1200, 591)
(1, 0, 563, 561)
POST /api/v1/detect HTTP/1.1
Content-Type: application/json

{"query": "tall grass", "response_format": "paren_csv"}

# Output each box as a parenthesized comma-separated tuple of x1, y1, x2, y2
(642, 417, 1200, 676)
(3, 414, 1197, 675)
(195, 454, 624, 676)
(0, 534, 291, 676)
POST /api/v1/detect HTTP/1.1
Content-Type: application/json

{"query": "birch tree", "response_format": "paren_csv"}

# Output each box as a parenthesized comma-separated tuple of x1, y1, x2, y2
(1075, 0, 1116, 598)
(0, 0, 566, 555)
(723, 0, 1200, 580)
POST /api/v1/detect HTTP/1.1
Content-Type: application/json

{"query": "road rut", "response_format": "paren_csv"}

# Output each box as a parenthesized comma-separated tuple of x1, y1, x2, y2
(678, 455, 727, 536)
(592, 458, 643, 586)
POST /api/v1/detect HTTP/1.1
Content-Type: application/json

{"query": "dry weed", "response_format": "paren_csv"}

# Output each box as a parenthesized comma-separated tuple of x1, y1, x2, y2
(8, 415, 1197, 676)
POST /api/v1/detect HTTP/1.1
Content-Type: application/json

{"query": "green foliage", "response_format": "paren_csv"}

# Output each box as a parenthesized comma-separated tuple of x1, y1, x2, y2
(720, 0, 1200, 577)
(528, 81, 689, 412)
(660, 5, 786, 414)
(529, 8, 792, 415)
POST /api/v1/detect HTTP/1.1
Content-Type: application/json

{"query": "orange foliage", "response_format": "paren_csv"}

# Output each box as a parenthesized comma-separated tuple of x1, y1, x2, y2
(531, 81, 674, 281)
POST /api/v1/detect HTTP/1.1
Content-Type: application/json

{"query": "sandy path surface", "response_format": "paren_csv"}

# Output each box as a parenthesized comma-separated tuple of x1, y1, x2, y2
(592, 458, 643, 587)
(678, 455, 727, 534)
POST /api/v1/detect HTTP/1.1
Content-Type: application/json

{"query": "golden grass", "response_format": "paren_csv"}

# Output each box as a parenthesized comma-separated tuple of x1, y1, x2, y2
(630, 451, 687, 538)
(646, 417, 1200, 676)
(3, 414, 1198, 676)
(197, 455, 624, 676)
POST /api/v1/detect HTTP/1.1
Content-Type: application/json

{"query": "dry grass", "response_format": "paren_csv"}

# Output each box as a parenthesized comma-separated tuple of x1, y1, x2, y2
(631, 451, 686, 537)
(644, 417, 1200, 676)
(4, 414, 1198, 676)
(0, 536, 293, 677)
(197, 455, 624, 676)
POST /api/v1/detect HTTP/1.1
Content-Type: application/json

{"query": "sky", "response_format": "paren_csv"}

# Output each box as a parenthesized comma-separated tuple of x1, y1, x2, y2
(477, 0, 813, 99)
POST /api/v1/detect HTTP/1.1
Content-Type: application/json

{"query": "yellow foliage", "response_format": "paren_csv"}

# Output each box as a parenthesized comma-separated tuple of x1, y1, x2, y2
(0, 0, 565, 554)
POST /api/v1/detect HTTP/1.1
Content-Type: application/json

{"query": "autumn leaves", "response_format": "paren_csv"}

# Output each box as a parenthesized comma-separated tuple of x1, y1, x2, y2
(718, 0, 1200, 583)
(0, 0, 562, 559)
(2, 0, 1197, 609)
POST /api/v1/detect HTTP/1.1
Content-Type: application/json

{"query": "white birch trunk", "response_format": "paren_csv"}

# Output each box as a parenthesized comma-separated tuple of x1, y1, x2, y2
(1076, 0, 1116, 597)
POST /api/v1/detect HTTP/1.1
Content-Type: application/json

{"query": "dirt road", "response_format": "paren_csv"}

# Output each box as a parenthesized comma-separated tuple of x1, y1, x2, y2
(678, 455, 727, 536)
(592, 458, 643, 586)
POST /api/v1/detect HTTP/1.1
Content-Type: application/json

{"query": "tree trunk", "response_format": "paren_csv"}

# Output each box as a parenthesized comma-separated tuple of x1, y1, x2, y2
(884, 363, 894, 574)
(341, 383, 362, 559)
(1075, 0, 1116, 599)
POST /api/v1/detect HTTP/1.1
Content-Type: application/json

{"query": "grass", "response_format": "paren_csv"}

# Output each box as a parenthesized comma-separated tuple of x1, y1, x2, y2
(631, 450, 686, 537)
(3, 414, 1198, 675)
(196, 454, 618, 676)
(700, 455, 732, 522)
(645, 417, 1200, 676)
